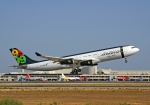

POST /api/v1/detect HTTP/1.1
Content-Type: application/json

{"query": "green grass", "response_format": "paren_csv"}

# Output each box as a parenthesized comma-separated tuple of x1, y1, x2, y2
(0, 98, 22, 105)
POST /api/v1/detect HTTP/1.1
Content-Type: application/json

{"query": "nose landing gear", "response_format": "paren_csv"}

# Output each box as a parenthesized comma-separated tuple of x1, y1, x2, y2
(125, 58, 128, 63)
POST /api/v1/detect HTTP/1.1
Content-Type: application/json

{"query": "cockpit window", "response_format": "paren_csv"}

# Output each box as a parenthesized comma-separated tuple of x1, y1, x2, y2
(131, 47, 135, 49)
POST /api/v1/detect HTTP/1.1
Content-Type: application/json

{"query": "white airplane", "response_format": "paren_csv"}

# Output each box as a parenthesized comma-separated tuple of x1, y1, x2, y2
(20, 73, 45, 81)
(61, 73, 80, 81)
(8, 45, 139, 74)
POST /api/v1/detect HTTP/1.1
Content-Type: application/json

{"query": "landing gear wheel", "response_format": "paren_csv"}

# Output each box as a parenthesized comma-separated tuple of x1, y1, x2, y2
(74, 69, 77, 74)
(78, 69, 81, 72)
(125, 58, 128, 63)
(70, 69, 80, 75)
(70, 69, 76, 75)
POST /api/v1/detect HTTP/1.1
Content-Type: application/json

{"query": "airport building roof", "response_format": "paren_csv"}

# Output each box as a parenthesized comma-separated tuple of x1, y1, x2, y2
(98, 69, 150, 75)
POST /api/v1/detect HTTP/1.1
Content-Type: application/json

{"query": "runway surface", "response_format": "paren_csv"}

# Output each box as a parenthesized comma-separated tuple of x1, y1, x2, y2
(0, 81, 149, 89)
(1, 86, 150, 89)
(0, 81, 150, 83)
(3, 87, 150, 89)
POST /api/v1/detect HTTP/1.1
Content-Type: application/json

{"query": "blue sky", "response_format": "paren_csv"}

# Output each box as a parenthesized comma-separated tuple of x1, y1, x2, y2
(0, 1, 150, 73)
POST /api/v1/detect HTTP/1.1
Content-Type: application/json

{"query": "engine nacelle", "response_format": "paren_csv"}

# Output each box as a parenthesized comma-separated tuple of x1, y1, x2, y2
(80, 60, 97, 66)
(60, 59, 74, 64)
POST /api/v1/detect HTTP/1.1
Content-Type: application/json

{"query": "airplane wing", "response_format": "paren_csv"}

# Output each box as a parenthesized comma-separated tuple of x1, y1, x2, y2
(35, 52, 64, 62)
(35, 52, 101, 66)
(35, 52, 83, 63)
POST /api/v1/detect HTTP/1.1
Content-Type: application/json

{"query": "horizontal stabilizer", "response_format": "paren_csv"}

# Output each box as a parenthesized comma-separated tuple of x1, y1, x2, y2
(7, 65, 27, 69)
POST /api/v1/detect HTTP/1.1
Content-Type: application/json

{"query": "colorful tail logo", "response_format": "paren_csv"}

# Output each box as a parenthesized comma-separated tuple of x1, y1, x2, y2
(10, 48, 27, 65)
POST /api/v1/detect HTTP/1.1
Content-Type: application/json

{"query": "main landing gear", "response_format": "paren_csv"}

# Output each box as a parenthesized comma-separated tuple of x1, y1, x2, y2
(125, 58, 128, 63)
(70, 69, 81, 75)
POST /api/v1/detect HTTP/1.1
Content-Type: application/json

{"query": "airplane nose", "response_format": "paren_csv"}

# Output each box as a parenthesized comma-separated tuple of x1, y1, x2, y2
(135, 48, 140, 52)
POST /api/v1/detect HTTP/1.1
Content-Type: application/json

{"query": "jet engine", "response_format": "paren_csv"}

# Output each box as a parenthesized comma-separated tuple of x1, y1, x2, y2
(60, 59, 74, 64)
(80, 60, 98, 66)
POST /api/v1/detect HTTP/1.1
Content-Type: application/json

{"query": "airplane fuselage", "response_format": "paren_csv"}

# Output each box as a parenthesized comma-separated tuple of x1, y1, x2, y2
(24, 45, 139, 71)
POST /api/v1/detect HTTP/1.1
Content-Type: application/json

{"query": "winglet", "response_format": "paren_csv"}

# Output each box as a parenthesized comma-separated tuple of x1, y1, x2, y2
(35, 52, 42, 56)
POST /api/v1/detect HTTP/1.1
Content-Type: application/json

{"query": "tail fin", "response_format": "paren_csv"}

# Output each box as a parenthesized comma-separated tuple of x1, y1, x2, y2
(9, 48, 38, 65)
(62, 73, 65, 78)
(26, 73, 30, 78)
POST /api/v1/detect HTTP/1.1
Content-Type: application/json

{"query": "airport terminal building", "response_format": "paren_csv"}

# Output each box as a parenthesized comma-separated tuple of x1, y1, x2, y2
(0, 67, 150, 82)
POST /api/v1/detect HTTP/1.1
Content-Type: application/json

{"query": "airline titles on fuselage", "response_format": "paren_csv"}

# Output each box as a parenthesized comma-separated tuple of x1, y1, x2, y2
(101, 50, 120, 56)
